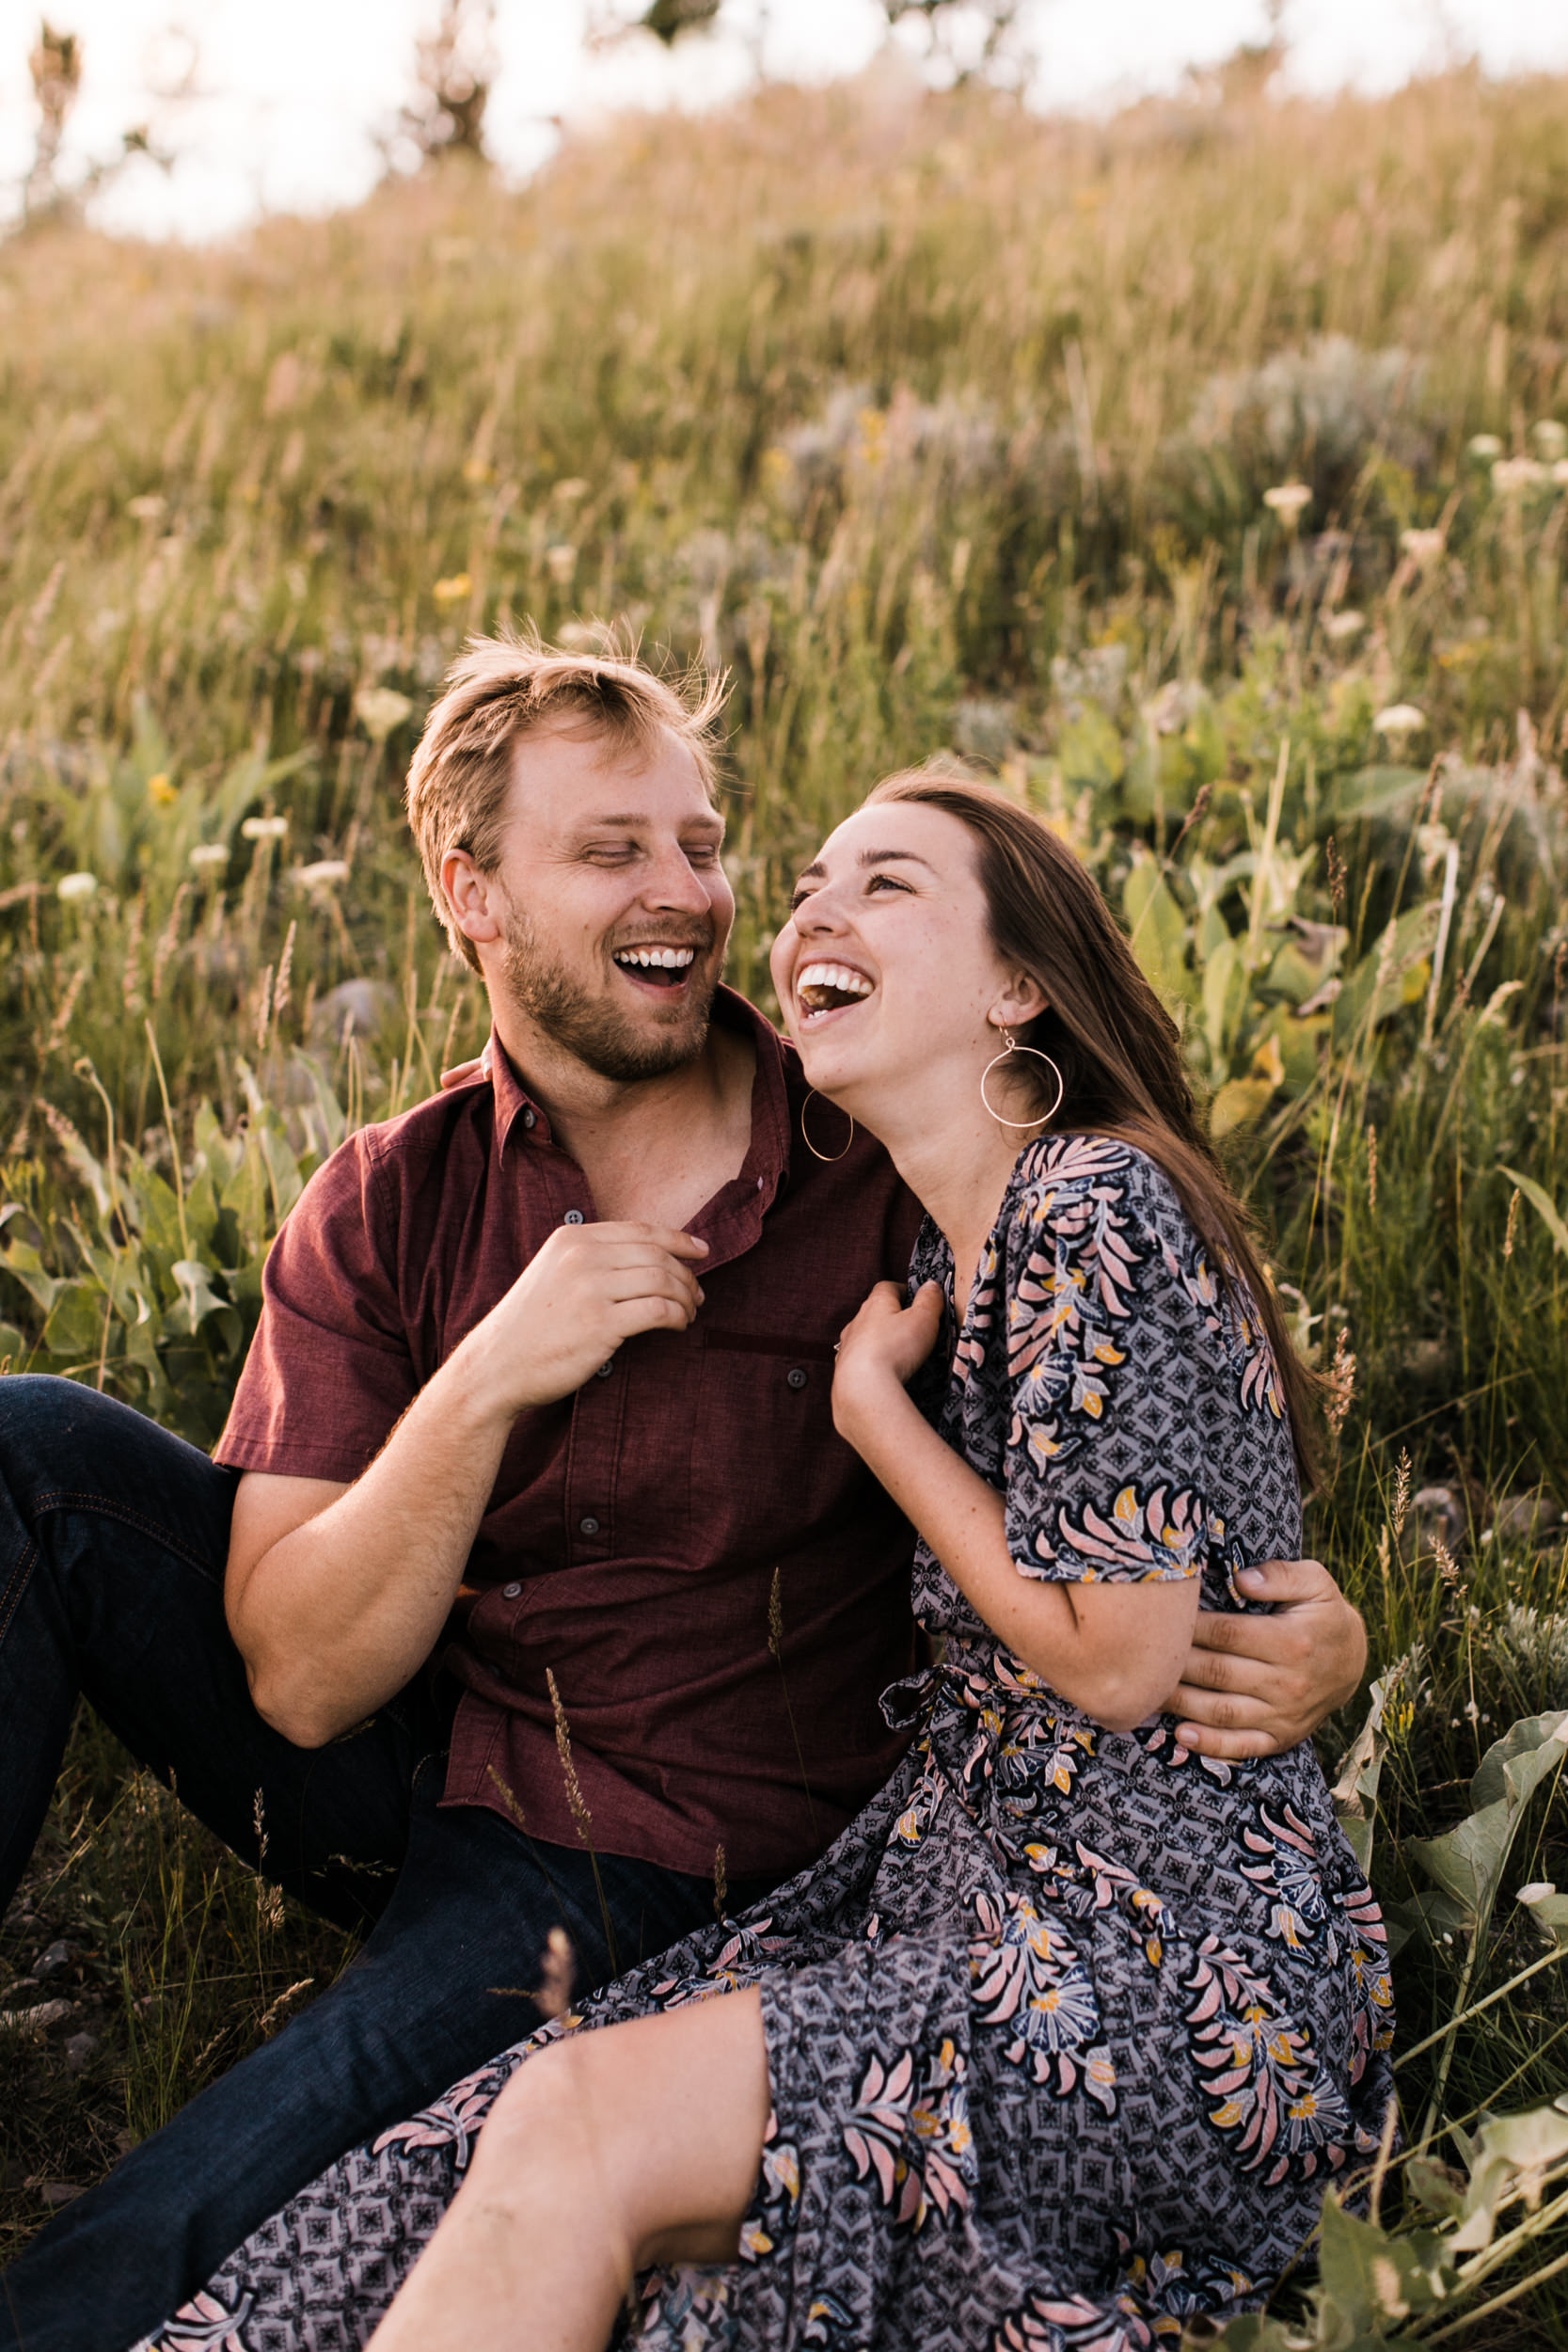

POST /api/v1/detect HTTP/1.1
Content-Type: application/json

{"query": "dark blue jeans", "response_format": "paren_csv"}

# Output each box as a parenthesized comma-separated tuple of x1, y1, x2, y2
(0, 1379, 764, 2352)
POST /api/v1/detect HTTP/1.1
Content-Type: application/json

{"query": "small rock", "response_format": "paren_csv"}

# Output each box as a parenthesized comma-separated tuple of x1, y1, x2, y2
(1493, 1489, 1558, 1549)
(1401, 1486, 1465, 1565)
(309, 977, 399, 1047)
(38, 2182, 83, 2210)
(0, 1998, 72, 2033)
(33, 1939, 78, 1981)
(63, 2030, 99, 2073)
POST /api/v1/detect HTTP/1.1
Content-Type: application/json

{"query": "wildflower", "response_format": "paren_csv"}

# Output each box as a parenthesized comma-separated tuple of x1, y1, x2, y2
(1392, 1448, 1412, 1547)
(1373, 703, 1426, 744)
(1325, 1327, 1356, 1439)
(55, 871, 97, 903)
(241, 815, 289, 842)
(291, 859, 350, 891)
(432, 572, 472, 605)
(1262, 482, 1311, 524)
(188, 842, 228, 869)
(1400, 527, 1445, 565)
(127, 493, 166, 520)
(531, 1925, 575, 2021)
(461, 457, 494, 485)
(1466, 433, 1503, 461)
(354, 685, 413, 741)
(1491, 456, 1548, 495)
(1434, 1539, 1461, 1588)
(1531, 419, 1567, 462)
(545, 545, 577, 585)
(1322, 610, 1365, 643)
(147, 771, 177, 806)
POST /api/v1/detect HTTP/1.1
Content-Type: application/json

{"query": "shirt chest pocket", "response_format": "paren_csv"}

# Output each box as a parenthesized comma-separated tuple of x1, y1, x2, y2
(688, 1328, 847, 1565)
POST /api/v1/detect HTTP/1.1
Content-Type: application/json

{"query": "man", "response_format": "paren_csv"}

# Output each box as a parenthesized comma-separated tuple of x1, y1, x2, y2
(0, 639, 1366, 2352)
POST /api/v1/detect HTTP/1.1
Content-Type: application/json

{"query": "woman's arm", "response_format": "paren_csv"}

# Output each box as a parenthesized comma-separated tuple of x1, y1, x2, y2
(832, 1283, 1198, 1735)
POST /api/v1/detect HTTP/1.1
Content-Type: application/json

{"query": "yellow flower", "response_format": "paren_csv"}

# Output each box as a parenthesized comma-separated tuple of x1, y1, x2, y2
(461, 457, 494, 485)
(433, 573, 472, 606)
(147, 771, 177, 805)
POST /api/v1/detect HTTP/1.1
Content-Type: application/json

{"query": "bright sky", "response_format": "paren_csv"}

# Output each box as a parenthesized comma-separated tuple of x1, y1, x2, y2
(3, 0, 1568, 241)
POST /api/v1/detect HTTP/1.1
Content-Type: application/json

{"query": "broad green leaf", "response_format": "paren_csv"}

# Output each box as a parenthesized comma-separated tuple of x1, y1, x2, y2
(1407, 1711, 1568, 1927)
(1499, 1167, 1568, 1256)
(1470, 1709, 1568, 1811)
(1331, 901, 1441, 1042)
(171, 1259, 229, 1336)
(1122, 846, 1192, 1003)
(1211, 1073, 1276, 1137)
(1517, 1883, 1568, 1947)
(1316, 2190, 1452, 2337)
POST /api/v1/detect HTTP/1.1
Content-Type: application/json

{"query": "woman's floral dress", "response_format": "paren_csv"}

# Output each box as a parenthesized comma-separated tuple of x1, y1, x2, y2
(135, 1136, 1394, 2352)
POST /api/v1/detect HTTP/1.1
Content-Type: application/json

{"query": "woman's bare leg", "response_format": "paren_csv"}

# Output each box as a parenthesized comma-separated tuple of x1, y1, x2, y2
(366, 1987, 771, 2352)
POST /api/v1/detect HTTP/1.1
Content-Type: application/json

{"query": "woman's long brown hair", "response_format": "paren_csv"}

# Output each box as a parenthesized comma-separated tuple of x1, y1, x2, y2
(867, 770, 1321, 1486)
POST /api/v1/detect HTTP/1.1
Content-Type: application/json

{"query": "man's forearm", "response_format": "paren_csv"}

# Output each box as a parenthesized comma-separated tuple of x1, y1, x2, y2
(228, 1347, 516, 1746)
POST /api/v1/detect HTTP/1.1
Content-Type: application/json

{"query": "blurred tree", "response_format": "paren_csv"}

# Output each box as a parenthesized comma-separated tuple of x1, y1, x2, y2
(882, 0, 1030, 91)
(640, 0, 722, 45)
(396, 0, 497, 165)
(24, 22, 82, 217)
(16, 19, 173, 231)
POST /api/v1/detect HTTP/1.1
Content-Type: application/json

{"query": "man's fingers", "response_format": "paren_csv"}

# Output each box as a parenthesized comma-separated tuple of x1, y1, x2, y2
(1172, 1719, 1282, 1762)
(1189, 1606, 1312, 1667)
(1165, 1681, 1275, 1730)
(1233, 1555, 1333, 1605)
(1176, 1645, 1285, 1699)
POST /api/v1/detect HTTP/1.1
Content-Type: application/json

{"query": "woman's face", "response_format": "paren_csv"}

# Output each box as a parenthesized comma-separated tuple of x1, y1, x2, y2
(770, 800, 1034, 1116)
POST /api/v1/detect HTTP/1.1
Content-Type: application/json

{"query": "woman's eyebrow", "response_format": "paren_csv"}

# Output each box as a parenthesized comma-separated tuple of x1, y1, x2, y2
(857, 848, 937, 872)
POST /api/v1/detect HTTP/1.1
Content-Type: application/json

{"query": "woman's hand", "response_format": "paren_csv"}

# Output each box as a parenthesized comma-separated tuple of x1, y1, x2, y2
(832, 1279, 944, 1446)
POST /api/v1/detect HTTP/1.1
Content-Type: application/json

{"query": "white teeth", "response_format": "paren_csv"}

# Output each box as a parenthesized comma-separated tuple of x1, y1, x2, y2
(614, 946, 697, 970)
(798, 962, 874, 1000)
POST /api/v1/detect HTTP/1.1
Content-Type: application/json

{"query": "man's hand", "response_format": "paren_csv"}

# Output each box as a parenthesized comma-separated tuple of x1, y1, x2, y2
(468, 1221, 708, 1418)
(1164, 1558, 1368, 1760)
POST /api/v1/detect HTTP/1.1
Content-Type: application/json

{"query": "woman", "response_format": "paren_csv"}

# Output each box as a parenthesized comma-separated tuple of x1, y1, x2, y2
(138, 774, 1393, 2352)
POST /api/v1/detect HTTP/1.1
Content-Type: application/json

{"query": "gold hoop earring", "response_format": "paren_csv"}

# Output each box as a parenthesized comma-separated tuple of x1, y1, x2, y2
(800, 1089, 854, 1163)
(980, 1027, 1065, 1131)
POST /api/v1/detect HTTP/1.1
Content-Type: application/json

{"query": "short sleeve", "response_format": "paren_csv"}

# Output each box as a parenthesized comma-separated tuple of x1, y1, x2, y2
(214, 1133, 418, 1480)
(1000, 1138, 1218, 1586)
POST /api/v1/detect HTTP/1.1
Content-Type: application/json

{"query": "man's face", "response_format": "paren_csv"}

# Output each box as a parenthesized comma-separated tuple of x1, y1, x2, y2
(478, 722, 735, 1083)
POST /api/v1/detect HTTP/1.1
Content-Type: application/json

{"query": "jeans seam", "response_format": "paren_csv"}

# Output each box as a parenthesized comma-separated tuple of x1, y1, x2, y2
(0, 1534, 38, 1646)
(24, 1489, 217, 1580)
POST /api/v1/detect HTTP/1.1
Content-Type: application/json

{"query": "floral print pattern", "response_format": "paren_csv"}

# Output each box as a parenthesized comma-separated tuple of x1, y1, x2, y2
(135, 1137, 1393, 2352)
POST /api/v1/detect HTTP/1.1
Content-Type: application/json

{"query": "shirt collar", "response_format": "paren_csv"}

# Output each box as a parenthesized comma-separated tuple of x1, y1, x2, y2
(459, 987, 796, 1211)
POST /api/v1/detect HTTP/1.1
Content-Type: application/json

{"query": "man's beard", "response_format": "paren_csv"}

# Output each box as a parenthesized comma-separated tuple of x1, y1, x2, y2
(499, 906, 720, 1083)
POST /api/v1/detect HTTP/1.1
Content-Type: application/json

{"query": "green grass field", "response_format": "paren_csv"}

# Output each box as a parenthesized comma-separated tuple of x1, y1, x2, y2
(2, 54, 1568, 2344)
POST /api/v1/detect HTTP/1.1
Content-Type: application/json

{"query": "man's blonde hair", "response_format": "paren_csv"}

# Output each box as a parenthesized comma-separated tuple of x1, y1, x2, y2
(405, 631, 727, 969)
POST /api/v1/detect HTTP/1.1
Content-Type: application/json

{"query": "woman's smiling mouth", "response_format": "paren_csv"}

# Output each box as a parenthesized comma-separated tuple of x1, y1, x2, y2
(796, 961, 876, 1020)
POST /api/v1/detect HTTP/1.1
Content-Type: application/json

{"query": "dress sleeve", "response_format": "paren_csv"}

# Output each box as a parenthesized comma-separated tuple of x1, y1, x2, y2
(213, 1131, 418, 1481)
(1000, 1137, 1219, 1587)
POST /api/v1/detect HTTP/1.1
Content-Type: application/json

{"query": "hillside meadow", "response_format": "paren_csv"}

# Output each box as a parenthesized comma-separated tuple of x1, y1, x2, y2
(1, 52, 1568, 2345)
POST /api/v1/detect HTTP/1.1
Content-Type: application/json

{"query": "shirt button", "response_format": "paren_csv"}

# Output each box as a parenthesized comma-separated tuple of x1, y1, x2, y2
(579, 1515, 600, 1536)
(522, 1107, 536, 1130)
(501, 1581, 522, 1598)
(563, 1209, 585, 1225)
(594, 1360, 614, 1378)
(786, 1367, 809, 1391)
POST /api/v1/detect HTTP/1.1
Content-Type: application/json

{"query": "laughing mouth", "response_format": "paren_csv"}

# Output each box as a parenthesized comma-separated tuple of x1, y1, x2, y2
(611, 944, 701, 991)
(796, 961, 875, 1016)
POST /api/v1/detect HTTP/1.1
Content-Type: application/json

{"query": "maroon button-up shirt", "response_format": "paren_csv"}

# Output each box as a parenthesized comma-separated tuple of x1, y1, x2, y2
(215, 989, 924, 1880)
